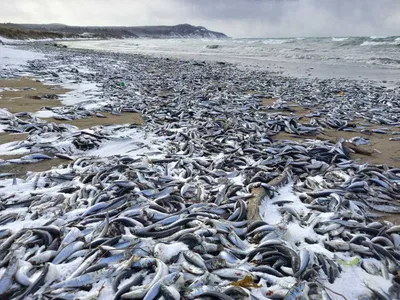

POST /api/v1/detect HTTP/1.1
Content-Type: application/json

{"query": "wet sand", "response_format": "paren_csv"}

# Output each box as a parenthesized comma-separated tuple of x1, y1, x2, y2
(0, 77, 143, 176)
(0, 78, 144, 127)
(0, 78, 71, 113)
(274, 130, 400, 168)
(262, 98, 400, 168)
(0, 132, 27, 144)
(0, 78, 69, 175)
(42, 112, 144, 129)
(261, 98, 400, 223)
(0, 157, 66, 177)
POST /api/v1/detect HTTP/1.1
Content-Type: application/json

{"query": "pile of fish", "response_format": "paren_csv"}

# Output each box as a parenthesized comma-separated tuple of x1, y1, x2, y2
(0, 44, 400, 299)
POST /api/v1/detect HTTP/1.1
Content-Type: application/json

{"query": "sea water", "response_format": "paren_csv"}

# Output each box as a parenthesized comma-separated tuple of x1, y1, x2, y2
(62, 36, 400, 82)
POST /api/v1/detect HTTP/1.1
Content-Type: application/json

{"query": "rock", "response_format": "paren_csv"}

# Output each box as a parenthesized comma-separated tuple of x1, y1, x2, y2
(206, 45, 219, 49)
(0, 39, 4, 45)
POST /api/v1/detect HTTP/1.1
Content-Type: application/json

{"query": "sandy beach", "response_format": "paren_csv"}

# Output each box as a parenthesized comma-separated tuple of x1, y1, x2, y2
(1, 47, 398, 174)
(260, 98, 400, 168)
(0, 42, 399, 299)
(1, 43, 399, 212)
(0, 76, 143, 175)
(3, 0, 400, 297)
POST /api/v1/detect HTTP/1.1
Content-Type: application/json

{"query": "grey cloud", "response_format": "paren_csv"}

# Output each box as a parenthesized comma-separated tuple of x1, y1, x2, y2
(175, 0, 400, 37)
(0, 0, 399, 37)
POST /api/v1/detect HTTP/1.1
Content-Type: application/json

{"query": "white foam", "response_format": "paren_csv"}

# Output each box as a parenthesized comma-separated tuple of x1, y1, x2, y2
(370, 36, 388, 39)
(262, 39, 291, 45)
(361, 41, 400, 46)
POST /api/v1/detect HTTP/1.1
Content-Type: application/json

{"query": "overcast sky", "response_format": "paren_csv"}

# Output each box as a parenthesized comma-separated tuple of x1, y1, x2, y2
(2, 0, 400, 38)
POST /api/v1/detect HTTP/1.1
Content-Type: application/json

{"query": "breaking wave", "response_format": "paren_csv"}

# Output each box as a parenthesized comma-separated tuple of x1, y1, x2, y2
(63, 34, 400, 69)
(370, 36, 388, 39)
(332, 37, 348, 42)
(361, 40, 400, 46)
(261, 39, 292, 45)
(369, 57, 400, 65)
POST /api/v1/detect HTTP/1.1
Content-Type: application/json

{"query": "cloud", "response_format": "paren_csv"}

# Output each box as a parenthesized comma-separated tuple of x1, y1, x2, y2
(174, 0, 400, 37)
(1, 0, 399, 37)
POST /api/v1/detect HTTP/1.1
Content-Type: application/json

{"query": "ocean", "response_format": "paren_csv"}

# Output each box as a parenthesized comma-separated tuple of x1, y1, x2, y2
(62, 36, 400, 83)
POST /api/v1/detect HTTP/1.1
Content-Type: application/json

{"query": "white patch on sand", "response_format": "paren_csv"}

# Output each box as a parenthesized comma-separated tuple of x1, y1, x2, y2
(0, 46, 45, 69)
(60, 82, 101, 105)
(326, 263, 392, 300)
(0, 141, 30, 156)
(258, 180, 394, 299)
(34, 110, 59, 118)
(86, 128, 165, 159)
(259, 182, 304, 225)
(154, 242, 189, 262)
(230, 174, 245, 186)
(0, 124, 8, 133)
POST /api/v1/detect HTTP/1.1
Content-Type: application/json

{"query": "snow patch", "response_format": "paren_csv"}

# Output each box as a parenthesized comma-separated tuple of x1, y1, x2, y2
(0, 46, 45, 69)
(154, 242, 189, 262)
(326, 263, 392, 300)
(34, 110, 59, 118)
(60, 82, 102, 105)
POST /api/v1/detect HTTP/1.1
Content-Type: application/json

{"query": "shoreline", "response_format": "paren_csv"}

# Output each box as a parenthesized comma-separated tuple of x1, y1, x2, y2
(60, 38, 400, 85)
(1, 43, 399, 194)
(0, 43, 399, 299)
(2, 43, 399, 205)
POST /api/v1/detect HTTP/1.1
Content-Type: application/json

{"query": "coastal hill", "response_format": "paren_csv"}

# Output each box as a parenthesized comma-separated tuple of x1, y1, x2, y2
(0, 23, 228, 40)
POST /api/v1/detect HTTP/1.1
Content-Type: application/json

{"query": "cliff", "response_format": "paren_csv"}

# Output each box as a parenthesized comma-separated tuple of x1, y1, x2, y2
(1, 23, 228, 40)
